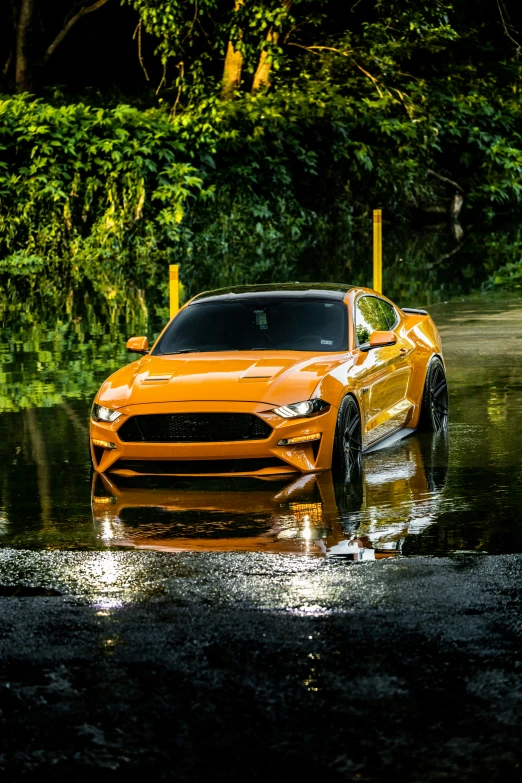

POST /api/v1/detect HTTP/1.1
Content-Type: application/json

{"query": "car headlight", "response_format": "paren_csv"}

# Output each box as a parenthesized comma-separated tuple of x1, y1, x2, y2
(92, 403, 122, 423)
(273, 399, 329, 419)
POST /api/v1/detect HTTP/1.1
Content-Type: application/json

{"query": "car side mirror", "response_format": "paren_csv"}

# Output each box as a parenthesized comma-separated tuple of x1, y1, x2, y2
(360, 331, 397, 352)
(126, 336, 149, 355)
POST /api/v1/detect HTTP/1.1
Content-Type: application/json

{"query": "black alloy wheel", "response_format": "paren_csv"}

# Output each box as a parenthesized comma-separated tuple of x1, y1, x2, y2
(419, 357, 449, 432)
(333, 395, 363, 480)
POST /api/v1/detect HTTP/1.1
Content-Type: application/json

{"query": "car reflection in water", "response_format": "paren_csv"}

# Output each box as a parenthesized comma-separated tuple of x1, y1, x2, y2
(91, 432, 448, 560)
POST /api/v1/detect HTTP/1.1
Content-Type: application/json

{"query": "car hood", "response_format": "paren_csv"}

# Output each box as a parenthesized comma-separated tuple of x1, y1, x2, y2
(97, 351, 348, 408)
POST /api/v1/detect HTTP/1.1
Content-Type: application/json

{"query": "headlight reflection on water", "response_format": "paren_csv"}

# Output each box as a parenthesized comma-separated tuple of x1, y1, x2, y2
(97, 512, 125, 544)
(102, 519, 114, 541)
(90, 551, 121, 588)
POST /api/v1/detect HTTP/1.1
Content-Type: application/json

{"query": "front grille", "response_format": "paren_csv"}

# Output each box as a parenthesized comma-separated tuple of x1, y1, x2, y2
(110, 458, 290, 475)
(117, 413, 272, 443)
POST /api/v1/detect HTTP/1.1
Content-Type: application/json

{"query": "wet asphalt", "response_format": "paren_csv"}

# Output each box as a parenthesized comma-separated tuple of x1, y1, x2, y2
(2, 292, 522, 781)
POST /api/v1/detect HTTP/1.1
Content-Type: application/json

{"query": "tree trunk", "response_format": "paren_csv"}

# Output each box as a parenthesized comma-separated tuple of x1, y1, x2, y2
(252, 30, 278, 93)
(450, 193, 464, 221)
(252, 0, 292, 93)
(221, 0, 244, 99)
(15, 0, 34, 93)
(221, 40, 243, 97)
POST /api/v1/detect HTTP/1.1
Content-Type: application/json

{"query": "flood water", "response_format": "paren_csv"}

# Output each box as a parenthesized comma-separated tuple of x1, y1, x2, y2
(1, 288, 521, 558)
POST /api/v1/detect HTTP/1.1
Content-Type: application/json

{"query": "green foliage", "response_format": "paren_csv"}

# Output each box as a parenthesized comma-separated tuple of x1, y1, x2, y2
(0, 98, 202, 310)
(0, 316, 138, 413)
(124, 0, 299, 99)
(486, 261, 522, 289)
(2, 0, 522, 310)
(0, 254, 46, 275)
(482, 230, 522, 290)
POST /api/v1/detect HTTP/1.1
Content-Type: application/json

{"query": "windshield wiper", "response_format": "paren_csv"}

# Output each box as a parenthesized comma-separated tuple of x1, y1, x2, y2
(163, 348, 201, 355)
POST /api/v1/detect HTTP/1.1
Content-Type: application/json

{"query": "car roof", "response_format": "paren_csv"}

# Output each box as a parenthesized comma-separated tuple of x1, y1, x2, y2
(189, 282, 354, 305)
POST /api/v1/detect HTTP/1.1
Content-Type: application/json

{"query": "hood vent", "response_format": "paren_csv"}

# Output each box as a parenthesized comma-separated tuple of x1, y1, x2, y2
(142, 375, 173, 384)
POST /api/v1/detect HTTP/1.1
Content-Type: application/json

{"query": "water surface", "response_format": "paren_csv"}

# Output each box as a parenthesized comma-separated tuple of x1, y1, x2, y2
(1, 290, 521, 557)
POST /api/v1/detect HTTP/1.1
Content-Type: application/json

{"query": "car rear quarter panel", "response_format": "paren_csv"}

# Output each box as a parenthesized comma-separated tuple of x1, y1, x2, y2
(402, 312, 444, 427)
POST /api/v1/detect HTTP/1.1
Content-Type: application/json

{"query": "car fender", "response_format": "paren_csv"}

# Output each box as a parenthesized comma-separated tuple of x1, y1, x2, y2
(311, 354, 361, 412)
(402, 314, 445, 427)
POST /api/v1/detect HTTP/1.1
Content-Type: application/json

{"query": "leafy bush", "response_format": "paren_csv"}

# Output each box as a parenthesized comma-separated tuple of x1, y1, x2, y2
(0, 98, 202, 311)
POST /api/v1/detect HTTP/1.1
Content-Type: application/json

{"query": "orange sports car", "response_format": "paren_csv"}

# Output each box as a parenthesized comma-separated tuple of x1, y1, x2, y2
(90, 283, 448, 478)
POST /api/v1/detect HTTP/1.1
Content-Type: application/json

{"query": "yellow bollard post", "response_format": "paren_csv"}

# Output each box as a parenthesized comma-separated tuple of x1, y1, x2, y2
(373, 209, 382, 294)
(169, 264, 179, 320)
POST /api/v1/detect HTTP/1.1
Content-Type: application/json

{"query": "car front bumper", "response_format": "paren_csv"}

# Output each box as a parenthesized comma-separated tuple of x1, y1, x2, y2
(90, 400, 337, 477)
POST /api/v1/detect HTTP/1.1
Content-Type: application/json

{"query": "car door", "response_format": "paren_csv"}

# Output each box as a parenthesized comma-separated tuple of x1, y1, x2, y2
(351, 295, 414, 446)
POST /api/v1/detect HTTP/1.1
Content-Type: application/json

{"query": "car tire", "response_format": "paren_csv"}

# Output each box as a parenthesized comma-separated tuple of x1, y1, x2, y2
(332, 394, 363, 480)
(418, 356, 448, 432)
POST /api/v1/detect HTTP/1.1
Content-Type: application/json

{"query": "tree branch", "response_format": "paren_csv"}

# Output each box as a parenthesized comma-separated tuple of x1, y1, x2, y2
(497, 0, 521, 55)
(286, 43, 384, 97)
(156, 61, 167, 95)
(427, 240, 464, 269)
(170, 61, 185, 119)
(133, 19, 149, 81)
(287, 43, 353, 56)
(355, 62, 383, 98)
(427, 169, 465, 194)
(182, 0, 199, 45)
(43, 0, 112, 63)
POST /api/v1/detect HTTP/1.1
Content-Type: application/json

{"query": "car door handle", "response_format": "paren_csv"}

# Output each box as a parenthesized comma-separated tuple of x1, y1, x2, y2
(398, 347, 408, 355)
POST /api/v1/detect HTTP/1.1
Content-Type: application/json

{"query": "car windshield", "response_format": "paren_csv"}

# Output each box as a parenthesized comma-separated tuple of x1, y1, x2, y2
(153, 298, 348, 354)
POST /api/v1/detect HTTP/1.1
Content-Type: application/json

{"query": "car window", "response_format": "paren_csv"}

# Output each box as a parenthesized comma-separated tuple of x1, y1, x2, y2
(153, 298, 348, 354)
(355, 296, 395, 346)
(379, 299, 398, 331)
